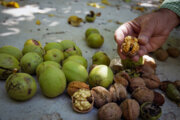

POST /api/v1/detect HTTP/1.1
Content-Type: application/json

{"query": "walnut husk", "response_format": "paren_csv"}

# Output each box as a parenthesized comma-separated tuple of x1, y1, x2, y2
(91, 86, 112, 108)
(109, 83, 127, 102)
(120, 99, 140, 120)
(98, 102, 122, 120)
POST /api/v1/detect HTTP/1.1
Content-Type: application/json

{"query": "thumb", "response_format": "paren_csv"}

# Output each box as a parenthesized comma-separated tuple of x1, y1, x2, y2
(138, 24, 154, 45)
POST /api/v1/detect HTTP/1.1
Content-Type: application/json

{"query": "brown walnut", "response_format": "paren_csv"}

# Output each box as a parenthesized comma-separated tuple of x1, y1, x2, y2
(120, 99, 140, 120)
(114, 72, 129, 87)
(109, 83, 127, 102)
(167, 47, 180, 58)
(98, 102, 122, 120)
(155, 49, 168, 61)
(91, 86, 112, 108)
(129, 77, 146, 92)
(142, 74, 160, 89)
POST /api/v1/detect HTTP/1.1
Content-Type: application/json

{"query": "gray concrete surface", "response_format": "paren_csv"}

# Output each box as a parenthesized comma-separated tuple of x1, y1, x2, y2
(0, 0, 180, 120)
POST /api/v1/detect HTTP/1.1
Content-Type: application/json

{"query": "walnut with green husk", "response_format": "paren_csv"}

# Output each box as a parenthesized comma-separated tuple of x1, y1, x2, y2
(121, 36, 139, 57)
(120, 99, 140, 120)
(109, 83, 127, 102)
(91, 86, 112, 108)
(72, 89, 94, 113)
(98, 103, 122, 120)
(140, 102, 162, 120)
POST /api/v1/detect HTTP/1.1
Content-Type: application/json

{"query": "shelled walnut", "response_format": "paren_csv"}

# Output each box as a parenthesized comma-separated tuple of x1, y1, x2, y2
(91, 86, 112, 108)
(121, 36, 139, 57)
(72, 89, 94, 113)
(109, 83, 127, 102)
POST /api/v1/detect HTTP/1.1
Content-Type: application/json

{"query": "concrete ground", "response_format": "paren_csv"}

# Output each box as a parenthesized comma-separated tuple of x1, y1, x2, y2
(0, 0, 180, 120)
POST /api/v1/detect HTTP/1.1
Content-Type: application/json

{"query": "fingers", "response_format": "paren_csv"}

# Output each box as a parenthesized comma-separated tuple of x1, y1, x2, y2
(138, 21, 154, 45)
(114, 22, 134, 46)
(117, 45, 126, 60)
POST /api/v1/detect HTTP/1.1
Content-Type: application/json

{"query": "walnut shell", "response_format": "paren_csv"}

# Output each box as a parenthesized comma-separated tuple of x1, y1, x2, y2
(132, 87, 154, 104)
(153, 91, 165, 106)
(167, 47, 180, 58)
(98, 102, 122, 120)
(109, 83, 127, 102)
(114, 72, 129, 87)
(136, 64, 155, 77)
(143, 55, 157, 70)
(129, 77, 146, 92)
(142, 74, 160, 89)
(91, 86, 112, 108)
(120, 99, 140, 120)
(67, 81, 89, 96)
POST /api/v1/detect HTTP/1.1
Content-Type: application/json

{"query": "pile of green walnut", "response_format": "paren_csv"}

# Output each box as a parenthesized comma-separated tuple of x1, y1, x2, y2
(0, 31, 179, 120)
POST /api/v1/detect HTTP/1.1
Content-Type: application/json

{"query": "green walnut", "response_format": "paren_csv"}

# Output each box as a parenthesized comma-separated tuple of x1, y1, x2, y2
(39, 66, 66, 98)
(85, 28, 100, 38)
(86, 33, 104, 48)
(36, 61, 61, 78)
(62, 61, 88, 83)
(88, 65, 114, 88)
(44, 49, 64, 63)
(140, 102, 162, 120)
(22, 44, 45, 56)
(24, 39, 42, 47)
(0, 45, 22, 61)
(166, 83, 180, 103)
(59, 40, 76, 51)
(0, 53, 20, 80)
(63, 45, 82, 58)
(121, 56, 143, 69)
(5, 73, 37, 101)
(92, 51, 110, 66)
(63, 55, 88, 68)
(44, 42, 63, 52)
(20, 52, 43, 74)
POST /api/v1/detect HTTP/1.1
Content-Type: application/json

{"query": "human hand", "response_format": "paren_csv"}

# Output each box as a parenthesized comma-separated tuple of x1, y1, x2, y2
(114, 8, 180, 61)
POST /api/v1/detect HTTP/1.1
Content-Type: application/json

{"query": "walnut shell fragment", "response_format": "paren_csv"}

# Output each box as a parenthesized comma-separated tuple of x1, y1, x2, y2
(122, 36, 139, 57)
(109, 83, 127, 102)
(98, 103, 122, 120)
(67, 81, 89, 96)
(120, 99, 140, 120)
(91, 86, 112, 108)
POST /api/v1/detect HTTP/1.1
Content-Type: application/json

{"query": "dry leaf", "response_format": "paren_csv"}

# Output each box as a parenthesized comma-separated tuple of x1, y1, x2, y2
(132, 6, 145, 12)
(87, 2, 105, 8)
(36, 20, 41, 25)
(48, 14, 55, 17)
(108, 20, 112, 22)
(96, 12, 101, 17)
(1, 1, 20, 8)
(115, 21, 123, 25)
(101, 0, 110, 5)
(68, 16, 83, 27)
